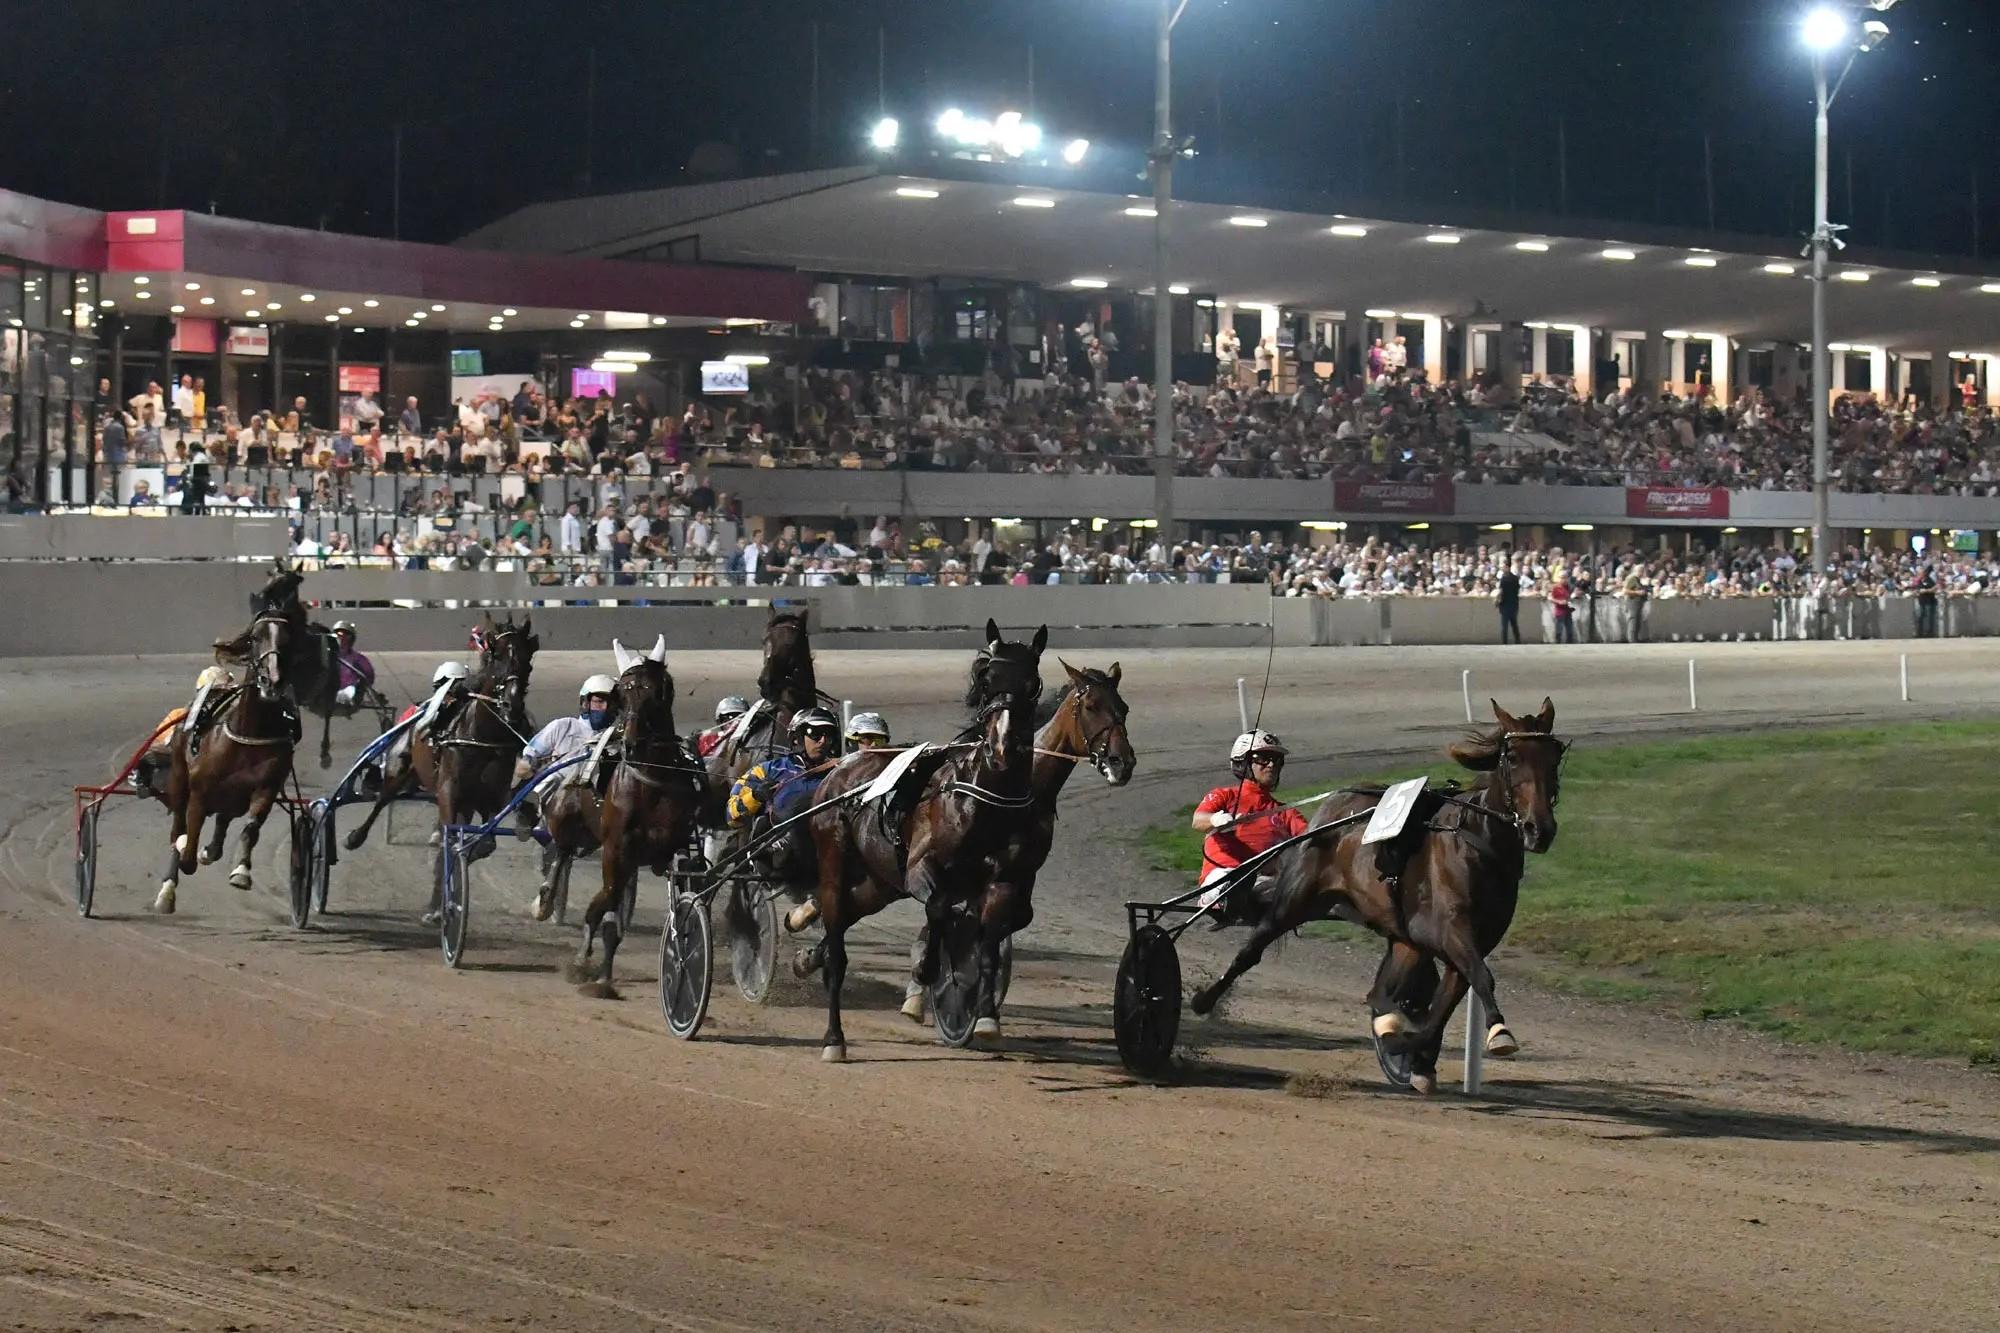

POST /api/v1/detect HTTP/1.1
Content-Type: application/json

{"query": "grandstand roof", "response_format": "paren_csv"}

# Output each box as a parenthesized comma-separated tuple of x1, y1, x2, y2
(461, 166, 2000, 356)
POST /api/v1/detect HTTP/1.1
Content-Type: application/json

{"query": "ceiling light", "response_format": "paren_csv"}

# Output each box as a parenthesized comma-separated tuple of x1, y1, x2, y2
(246, 309, 261, 317)
(1329, 224, 1369, 238)
(324, 314, 338, 322)
(1229, 215, 1269, 227)
(169, 304, 185, 313)
(300, 293, 316, 302)
(412, 310, 427, 318)
(133, 276, 149, 286)
(1764, 263, 1796, 275)
(1982, 283, 2000, 294)
(724, 353, 771, 366)
(1061, 138, 1090, 165)
(1663, 329, 1692, 340)
(570, 320, 585, 328)
(352, 326, 364, 332)
(1515, 240, 1550, 252)
(198, 296, 214, 306)
(363, 298, 379, 307)
(576, 313, 591, 320)
(1424, 232, 1461, 244)
(184, 281, 200, 291)
(502, 308, 518, 317)
(431, 303, 446, 312)
(1124, 205, 1158, 218)
(1827, 342, 1853, 352)
(1602, 248, 1637, 261)
(1912, 276, 1942, 287)
(135, 290, 152, 299)
(602, 350, 652, 362)
(265, 300, 281, 309)
(1013, 196, 1056, 208)
(895, 185, 940, 199)
(1562, 523, 1595, 533)
(1071, 277, 1110, 289)
(1839, 271, 1871, 282)
(1168, 284, 1190, 295)
(1524, 321, 1551, 329)
(1489, 523, 1514, 532)
(405, 319, 419, 327)
(1195, 299, 1215, 307)
(1364, 308, 1397, 319)
(240, 287, 256, 296)
(337, 306, 353, 314)
(651, 316, 667, 325)
(98, 298, 113, 308)
(1400, 311, 1437, 320)
(1685, 256, 1718, 268)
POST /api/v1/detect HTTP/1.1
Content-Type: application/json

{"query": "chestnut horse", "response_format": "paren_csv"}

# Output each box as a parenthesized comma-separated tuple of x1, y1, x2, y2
(797, 621, 1047, 1061)
(897, 659, 1138, 1027)
(153, 612, 300, 914)
(567, 636, 704, 993)
(700, 607, 820, 827)
(414, 614, 538, 922)
(1189, 698, 1566, 1094)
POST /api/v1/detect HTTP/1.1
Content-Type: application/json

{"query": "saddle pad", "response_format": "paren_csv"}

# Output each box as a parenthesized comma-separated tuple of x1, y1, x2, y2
(576, 728, 616, 787)
(860, 743, 932, 805)
(1361, 776, 1428, 845)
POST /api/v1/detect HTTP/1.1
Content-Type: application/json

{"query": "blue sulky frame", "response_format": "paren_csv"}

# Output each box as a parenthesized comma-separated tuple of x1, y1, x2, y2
(431, 752, 595, 969)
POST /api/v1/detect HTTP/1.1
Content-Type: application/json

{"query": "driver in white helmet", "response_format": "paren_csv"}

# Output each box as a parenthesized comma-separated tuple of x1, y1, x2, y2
(844, 710, 891, 752)
(696, 695, 751, 759)
(511, 674, 618, 833)
(1192, 730, 1308, 919)
(407, 660, 471, 739)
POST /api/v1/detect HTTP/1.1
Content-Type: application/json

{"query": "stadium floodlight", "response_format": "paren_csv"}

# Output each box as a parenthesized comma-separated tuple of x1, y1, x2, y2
(1801, 8, 1849, 51)
(590, 360, 639, 374)
(935, 108, 964, 138)
(870, 117, 899, 150)
(724, 354, 771, 366)
(994, 111, 1042, 157)
(1062, 137, 1090, 165)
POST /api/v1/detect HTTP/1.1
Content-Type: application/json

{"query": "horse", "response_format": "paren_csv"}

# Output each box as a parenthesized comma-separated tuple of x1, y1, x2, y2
(895, 659, 1138, 1026)
(415, 614, 538, 922)
(566, 635, 704, 994)
(796, 620, 1048, 1061)
(153, 612, 300, 914)
(216, 561, 345, 768)
(529, 769, 603, 923)
(1188, 698, 1566, 1094)
(700, 607, 821, 827)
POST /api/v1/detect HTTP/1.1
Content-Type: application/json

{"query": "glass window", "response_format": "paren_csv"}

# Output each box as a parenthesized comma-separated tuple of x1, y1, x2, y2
(0, 261, 20, 328)
(23, 267, 48, 329)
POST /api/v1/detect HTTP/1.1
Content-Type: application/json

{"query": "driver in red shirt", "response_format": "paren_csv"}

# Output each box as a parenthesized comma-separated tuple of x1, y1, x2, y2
(1192, 730, 1309, 921)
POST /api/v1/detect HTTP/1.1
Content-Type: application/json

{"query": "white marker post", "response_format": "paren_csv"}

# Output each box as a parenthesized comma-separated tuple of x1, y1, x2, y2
(1687, 658, 1698, 712)
(1461, 669, 1474, 724)
(1463, 992, 1487, 1095)
(1900, 654, 1910, 703)
(1236, 677, 1250, 732)
(841, 698, 854, 751)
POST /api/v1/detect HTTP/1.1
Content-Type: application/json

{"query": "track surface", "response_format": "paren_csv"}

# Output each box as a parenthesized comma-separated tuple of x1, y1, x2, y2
(4, 639, 1999, 1330)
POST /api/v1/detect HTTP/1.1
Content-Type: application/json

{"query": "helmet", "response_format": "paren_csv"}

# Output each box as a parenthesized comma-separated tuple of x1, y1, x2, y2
(1224, 732, 1288, 764)
(331, 619, 357, 636)
(467, 626, 488, 652)
(432, 661, 469, 687)
(196, 665, 234, 689)
(715, 695, 750, 722)
(578, 674, 617, 699)
(789, 707, 839, 740)
(845, 711, 890, 741)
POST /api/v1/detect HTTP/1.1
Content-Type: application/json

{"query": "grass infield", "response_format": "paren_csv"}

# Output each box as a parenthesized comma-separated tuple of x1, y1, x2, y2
(1139, 721, 2000, 1067)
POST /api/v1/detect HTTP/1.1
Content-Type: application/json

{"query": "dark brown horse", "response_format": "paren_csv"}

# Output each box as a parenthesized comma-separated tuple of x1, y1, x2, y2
(153, 613, 300, 913)
(1189, 698, 1566, 1094)
(897, 659, 1138, 1028)
(700, 607, 820, 827)
(797, 621, 1047, 1061)
(216, 561, 347, 768)
(529, 774, 602, 923)
(414, 614, 538, 923)
(567, 636, 704, 993)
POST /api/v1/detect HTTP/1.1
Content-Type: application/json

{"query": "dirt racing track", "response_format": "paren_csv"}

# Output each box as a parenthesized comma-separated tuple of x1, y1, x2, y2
(4, 638, 1999, 1331)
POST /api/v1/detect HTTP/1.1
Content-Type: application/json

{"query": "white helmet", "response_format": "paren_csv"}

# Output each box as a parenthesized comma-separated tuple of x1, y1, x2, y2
(579, 674, 617, 699)
(432, 661, 469, 686)
(1229, 730, 1288, 763)
(715, 695, 750, 722)
(845, 711, 890, 741)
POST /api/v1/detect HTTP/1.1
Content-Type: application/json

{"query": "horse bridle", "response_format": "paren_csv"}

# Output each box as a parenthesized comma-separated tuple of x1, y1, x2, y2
(249, 615, 290, 696)
(442, 628, 534, 752)
(1037, 683, 1127, 780)
(612, 661, 703, 790)
(1490, 730, 1568, 837)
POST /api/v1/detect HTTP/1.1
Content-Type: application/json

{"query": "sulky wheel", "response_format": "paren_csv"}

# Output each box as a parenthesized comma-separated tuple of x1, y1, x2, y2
(311, 806, 333, 915)
(1114, 925, 1182, 1077)
(725, 878, 779, 1004)
(436, 843, 471, 969)
(74, 805, 99, 919)
(286, 810, 313, 929)
(658, 890, 713, 1039)
(929, 906, 986, 1049)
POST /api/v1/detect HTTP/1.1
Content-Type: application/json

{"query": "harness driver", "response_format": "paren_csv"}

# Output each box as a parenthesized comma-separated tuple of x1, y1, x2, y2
(330, 620, 376, 709)
(135, 664, 238, 797)
(511, 674, 619, 834)
(1191, 730, 1308, 926)
(695, 695, 751, 759)
(844, 710, 892, 752)
(728, 706, 841, 887)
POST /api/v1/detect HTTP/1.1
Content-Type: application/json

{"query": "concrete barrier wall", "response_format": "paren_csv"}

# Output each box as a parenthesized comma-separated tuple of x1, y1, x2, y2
(0, 515, 289, 560)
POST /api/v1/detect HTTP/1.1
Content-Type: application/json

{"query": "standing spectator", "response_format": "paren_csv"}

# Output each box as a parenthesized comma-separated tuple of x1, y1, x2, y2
(192, 376, 209, 431)
(558, 500, 583, 556)
(1216, 326, 1240, 382)
(1550, 572, 1576, 644)
(130, 380, 165, 428)
(101, 412, 129, 479)
(1497, 561, 1522, 644)
(171, 374, 195, 428)
(353, 389, 384, 433)
(1367, 339, 1386, 382)
(1915, 563, 1940, 638)
(1621, 566, 1650, 642)
(1255, 336, 1275, 389)
(1386, 335, 1409, 381)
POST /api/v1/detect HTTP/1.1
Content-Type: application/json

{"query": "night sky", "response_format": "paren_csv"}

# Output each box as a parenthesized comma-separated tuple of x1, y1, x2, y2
(4, 0, 1995, 261)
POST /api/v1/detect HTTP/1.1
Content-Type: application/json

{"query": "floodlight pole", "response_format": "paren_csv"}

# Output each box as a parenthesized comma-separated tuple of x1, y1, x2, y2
(1149, 0, 1187, 546)
(1810, 50, 1832, 577)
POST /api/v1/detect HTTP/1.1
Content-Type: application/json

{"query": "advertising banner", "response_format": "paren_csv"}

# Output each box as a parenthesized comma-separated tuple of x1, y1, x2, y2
(1625, 486, 1730, 520)
(1332, 479, 1456, 514)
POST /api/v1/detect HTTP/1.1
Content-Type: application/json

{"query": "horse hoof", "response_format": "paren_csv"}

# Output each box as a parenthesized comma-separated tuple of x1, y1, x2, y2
(900, 993, 927, 1024)
(228, 866, 252, 890)
(173, 834, 189, 855)
(528, 894, 552, 922)
(343, 829, 367, 852)
(198, 847, 217, 866)
(419, 910, 442, 928)
(151, 885, 176, 914)
(1371, 1011, 1409, 1038)
(1410, 1072, 1437, 1096)
(791, 950, 817, 980)
(821, 1044, 847, 1063)
(784, 902, 819, 933)
(1485, 1023, 1519, 1058)
(427, 830, 442, 847)
(972, 1017, 1001, 1041)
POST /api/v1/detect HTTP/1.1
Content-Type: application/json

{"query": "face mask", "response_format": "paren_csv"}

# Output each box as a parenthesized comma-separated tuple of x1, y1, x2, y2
(582, 704, 611, 732)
